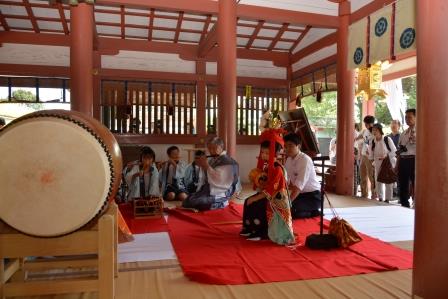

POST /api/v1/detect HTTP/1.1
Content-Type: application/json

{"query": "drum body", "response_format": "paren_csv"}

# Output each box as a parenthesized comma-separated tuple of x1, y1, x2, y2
(0, 110, 122, 237)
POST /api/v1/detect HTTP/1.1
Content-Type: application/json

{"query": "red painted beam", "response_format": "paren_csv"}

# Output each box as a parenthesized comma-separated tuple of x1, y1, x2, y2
(96, 0, 338, 28)
(199, 15, 212, 43)
(383, 67, 416, 82)
(96, 0, 218, 15)
(0, 31, 288, 65)
(97, 36, 198, 56)
(291, 54, 337, 85)
(290, 32, 337, 64)
(120, 5, 125, 39)
(0, 31, 70, 46)
(23, 0, 40, 33)
(237, 4, 339, 28)
(148, 8, 154, 40)
(350, 0, 395, 24)
(197, 23, 217, 58)
(0, 10, 9, 31)
(246, 20, 264, 49)
(290, 25, 311, 53)
(173, 12, 184, 43)
(57, 3, 69, 35)
(0, 63, 69, 77)
(268, 23, 289, 51)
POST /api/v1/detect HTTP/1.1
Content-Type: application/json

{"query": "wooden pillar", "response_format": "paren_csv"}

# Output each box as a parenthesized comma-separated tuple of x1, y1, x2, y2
(361, 97, 375, 123)
(70, 3, 94, 116)
(335, 1, 355, 195)
(196, 60, 207, 145)
(287, 65, 297, 110)
(93, 51, 101, 121)
(413, 1, 448, 297)
(217, 0, 237, 157)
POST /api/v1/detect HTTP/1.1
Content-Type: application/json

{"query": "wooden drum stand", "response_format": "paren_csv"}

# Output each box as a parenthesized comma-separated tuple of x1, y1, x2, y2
(0, 203, 118, 299)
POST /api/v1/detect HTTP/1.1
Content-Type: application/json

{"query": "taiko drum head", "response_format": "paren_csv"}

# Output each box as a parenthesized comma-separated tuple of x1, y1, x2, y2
(0, 110, 122, 237)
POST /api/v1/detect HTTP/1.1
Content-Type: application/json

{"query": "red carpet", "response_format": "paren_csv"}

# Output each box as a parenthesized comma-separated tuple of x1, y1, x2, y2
(167, 203, 413, 285)
(118, 203, 168, 234)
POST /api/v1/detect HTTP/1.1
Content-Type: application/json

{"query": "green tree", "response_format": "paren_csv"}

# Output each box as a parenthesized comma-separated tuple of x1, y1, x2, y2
(12, 89, 43, 110)
(374, 96, 392, 125)
(301, 91, 337, 137)
(402, 75, 417, 109)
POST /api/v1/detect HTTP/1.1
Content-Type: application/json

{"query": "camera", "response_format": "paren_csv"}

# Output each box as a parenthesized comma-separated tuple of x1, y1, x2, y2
(396, 145, 408, 155)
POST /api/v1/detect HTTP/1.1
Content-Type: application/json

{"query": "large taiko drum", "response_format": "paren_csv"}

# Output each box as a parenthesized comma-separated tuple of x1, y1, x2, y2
(0, 110, 122, 237)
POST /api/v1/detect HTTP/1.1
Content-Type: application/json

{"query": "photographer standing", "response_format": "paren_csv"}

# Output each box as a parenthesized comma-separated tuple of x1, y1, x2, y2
(397, 109, 416, 208)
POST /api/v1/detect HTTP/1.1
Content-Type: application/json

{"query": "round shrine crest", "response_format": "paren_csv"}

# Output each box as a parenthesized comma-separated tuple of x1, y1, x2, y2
(375, 17, 388, 37)
(400, 28, 416, 49)
(353, 47, 364, 65)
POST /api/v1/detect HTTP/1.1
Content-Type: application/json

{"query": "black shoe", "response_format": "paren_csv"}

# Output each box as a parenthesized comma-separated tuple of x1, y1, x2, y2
(246, 232, 267, 241)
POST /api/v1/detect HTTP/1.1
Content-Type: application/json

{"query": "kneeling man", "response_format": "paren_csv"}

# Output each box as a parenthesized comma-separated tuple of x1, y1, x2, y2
(182, 137, 239, 211)
(284, 133, 321, 218)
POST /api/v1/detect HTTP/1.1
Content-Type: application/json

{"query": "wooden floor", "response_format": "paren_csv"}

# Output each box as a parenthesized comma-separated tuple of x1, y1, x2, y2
(30, 189, 414, 299)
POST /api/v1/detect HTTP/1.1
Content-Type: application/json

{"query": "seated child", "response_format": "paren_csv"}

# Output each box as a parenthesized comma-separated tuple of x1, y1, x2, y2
(184, 150, 206, 194)
(159, 146, 188, 201)
(125, 146, 160, 200)
(240, 129, 295, 245)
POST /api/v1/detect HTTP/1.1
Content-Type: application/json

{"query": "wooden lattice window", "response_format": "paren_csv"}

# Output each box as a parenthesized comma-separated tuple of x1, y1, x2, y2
(101, 80, 196, 135)
(206, 85, 288, 136)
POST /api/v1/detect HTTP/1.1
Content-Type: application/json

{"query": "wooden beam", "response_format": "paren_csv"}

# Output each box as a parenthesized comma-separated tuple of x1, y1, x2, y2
(290, 32, 337, 64)
(290, 25, 311, 53)
(291, 54, 337, 85)
(0, 9, 10, 31)
(57, 3, 69, 35)
(23, 0, 40, 33)
(0, 32, 288, 65)
(350, 0, 395, 24)
(383, 67, 416, 82)
(197, 23, 217, 58)
(0, 63, 70, 77)
(96, 0, 218, 15)
(267, 23, 289, 51)
(173, 12, 184, 43)
(246, 20, 264, 49)
(96, 0, 339, 28)
(120, 5, 125, 39)
(0, 31, 70, 46)
(148, 8, 154, 40)
(237, 4, 339, 28)
(199, 15, 212, 43)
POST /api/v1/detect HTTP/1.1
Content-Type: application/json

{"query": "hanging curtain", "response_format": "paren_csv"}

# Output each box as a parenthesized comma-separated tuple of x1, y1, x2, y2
(369, 5, 393, 64)
(381, 79, 407, 124)
(348, 18, 368, 69)
(394, 0, 416, 56)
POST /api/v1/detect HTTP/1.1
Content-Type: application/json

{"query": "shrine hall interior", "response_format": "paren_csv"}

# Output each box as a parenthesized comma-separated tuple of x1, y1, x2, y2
(0, 0, 446, 298)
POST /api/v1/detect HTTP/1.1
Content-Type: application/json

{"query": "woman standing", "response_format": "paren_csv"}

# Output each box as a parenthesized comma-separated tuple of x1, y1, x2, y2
(369, 124, 397, 203)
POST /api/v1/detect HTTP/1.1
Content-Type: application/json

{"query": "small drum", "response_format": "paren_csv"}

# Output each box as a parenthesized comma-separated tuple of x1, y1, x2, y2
(0, 110, 122, 237)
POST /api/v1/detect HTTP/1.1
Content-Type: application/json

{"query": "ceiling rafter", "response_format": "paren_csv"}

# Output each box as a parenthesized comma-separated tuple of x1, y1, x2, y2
(173, 11, 184, 43)
(290, 32, 337, 64)
(148, 8, 154, 40)
(56, 3, 69, 35)
(120, 5, 125, 39)
(245, 20, 264, 50)
(199, 15, 211, 43)
(197, 22, 217, 58)
(267, 23, 289, 51)
(23, 0, 40, 33)
(290, 25, 311, 53)
(0, 10, 10, 31)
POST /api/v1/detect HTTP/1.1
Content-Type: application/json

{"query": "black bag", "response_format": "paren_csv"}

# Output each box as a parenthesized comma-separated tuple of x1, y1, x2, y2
(305, 233, 339, 250)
